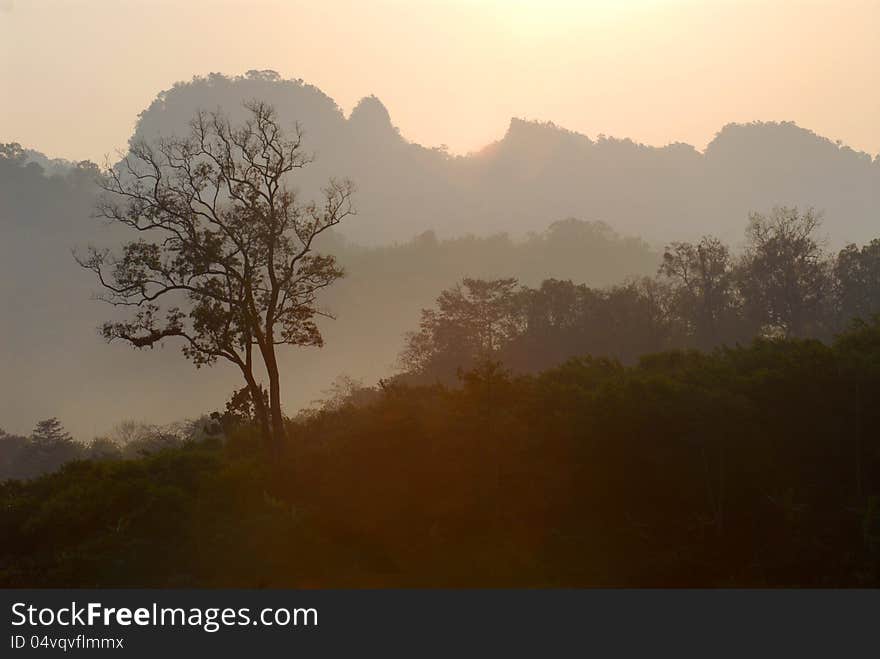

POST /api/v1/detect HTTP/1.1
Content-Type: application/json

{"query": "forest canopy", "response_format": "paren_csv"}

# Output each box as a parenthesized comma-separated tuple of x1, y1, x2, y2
(2, 321, 879, 587)
(3, 75, 880, 589)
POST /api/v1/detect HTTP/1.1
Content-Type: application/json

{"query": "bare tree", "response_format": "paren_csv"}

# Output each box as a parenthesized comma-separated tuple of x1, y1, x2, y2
(78, 101, 355, 449)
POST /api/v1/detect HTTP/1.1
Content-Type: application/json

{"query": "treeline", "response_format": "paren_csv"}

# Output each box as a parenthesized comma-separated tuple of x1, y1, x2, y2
(0, 142, 97, 230)
(2, 136, 660, 437)
(400, 207, 880, 383)
(0, 420, 205, 481)
(2, 322, 879, 586)
(4, 206, 878, 481)
(128, 71, 880, 246)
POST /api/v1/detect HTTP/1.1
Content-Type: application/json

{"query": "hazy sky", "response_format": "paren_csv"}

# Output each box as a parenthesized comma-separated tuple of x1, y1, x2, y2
(1, 0, 878, 162)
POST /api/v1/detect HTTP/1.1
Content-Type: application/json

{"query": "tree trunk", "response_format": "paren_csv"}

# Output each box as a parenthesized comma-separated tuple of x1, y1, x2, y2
(241, 367, 271, 447)
(264, 349, 287, 451)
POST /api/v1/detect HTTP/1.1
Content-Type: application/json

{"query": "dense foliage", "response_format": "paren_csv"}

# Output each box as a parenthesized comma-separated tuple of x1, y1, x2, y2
(401, 208, 880, 383)
(5, 73, 880, 591)
(0, 419, 201, 482)
(3, 321, 879, 587)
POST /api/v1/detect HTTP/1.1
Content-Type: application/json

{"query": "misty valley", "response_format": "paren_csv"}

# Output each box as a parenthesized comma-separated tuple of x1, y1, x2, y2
(1, 71, 879, 588)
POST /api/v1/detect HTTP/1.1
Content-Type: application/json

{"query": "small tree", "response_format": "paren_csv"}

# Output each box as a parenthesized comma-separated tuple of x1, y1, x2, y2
(210, 385, 270, 435)
(27, 418, 81, 476)
(79, 101, 354, 449)
(31, 418, 73, 445)
(399, 278, 521, 381)
(660, 236, 742, 348)
(835, 239, 880, 328)
(738, 207, 831, 338)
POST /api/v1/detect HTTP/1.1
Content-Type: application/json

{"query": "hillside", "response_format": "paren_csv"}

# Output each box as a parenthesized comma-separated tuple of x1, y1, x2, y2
(130, 71, 880, 246)
(0, 139, 657, 436)
(3, 325, 879, 587)
(3, 70, 880, 437)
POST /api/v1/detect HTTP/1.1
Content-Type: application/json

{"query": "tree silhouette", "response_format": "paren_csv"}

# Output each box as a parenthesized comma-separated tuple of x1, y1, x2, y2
(738, 207, 831, 338)
(79, 101, 355, 448)
(400, 278, 521, 380)
(660, 236, 742, 348)
(835, 239, 880, 327)
(31, 417, 73, 444)
(27, 418, 80, 476)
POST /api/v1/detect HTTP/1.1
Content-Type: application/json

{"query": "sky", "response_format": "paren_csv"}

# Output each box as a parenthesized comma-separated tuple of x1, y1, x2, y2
(1, 0, 878, 162)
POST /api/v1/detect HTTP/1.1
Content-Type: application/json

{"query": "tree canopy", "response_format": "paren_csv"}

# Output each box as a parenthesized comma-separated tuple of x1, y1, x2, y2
(79, 101, 355, 447)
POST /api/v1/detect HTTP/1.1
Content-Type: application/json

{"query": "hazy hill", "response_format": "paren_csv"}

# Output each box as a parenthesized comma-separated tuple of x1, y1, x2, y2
(130, 71, 880, 246)
(0, 138, 656, 437)
(3, 69, 879, 437)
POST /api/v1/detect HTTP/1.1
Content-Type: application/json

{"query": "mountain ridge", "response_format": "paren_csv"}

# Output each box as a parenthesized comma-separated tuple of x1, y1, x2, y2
(4, 70, 880, 436)
(19, 70, 877, 247)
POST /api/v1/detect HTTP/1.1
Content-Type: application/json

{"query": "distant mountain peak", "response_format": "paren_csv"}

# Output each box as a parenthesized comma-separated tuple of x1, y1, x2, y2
(705, 120, 863, 160)
(505, 117, 571, 138)
(477, 117, 593, 159)
(348, 95, 396, 135)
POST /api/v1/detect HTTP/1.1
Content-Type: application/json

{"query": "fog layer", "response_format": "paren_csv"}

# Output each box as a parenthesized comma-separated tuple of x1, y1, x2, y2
(2, 71, 879, 436)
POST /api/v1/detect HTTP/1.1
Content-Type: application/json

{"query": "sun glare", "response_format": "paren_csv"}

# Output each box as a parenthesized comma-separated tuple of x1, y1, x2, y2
(482, 0, 665, 42)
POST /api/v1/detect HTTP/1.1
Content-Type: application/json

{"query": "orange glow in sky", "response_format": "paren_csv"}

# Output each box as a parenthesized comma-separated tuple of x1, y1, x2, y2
(1, 0, 878, 161)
